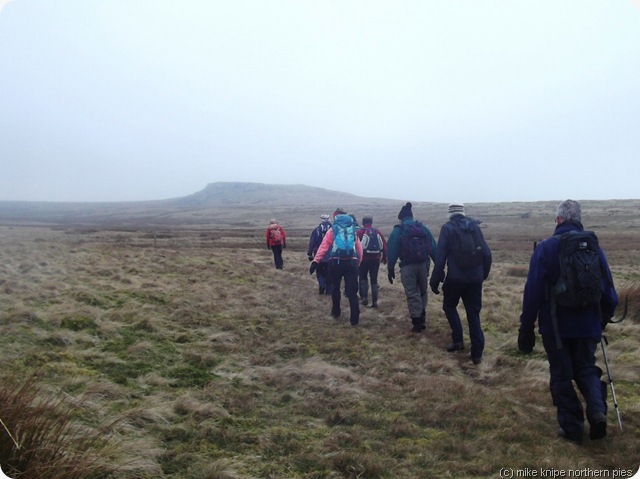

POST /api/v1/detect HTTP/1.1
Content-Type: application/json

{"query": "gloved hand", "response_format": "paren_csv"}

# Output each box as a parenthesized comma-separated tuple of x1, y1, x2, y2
(388, 269, 395, 284)
(307, 254, 314, 262)
(518, 327, 536, 353)
(429, 280, 440, 295)
(309, 262, 317, 275)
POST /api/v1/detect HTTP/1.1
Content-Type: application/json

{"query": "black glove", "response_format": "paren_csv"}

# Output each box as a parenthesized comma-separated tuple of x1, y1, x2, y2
(388, 270, 395, 284)
(601, 312, 614, 331)
(518, 327, 536, 354)
(307, 254, 314, 262)
(429, 280, 440, 295)
(309, 262, 317, 275)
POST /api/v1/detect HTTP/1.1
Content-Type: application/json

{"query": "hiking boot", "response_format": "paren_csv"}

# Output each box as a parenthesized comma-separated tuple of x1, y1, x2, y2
(411, 317, 424, 333)
(319, 286, 325, 295)
(472, 356, 482, 365)
(361, 298, 368, 306)
(589, 412, 607, 440)
(370, 301, 378, 308)
(447, 342, 464, 352)
(557, 428, 583, 444)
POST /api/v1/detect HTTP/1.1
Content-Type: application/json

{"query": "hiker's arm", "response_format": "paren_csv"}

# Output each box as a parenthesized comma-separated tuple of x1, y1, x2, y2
(313, 229, 334, 263)
(430, 226, 447, 285)
(598, 249, 618, 319)
(520, 247, 547, 331)
(356, 238, 363, 266)
(380, 231, 388, 264)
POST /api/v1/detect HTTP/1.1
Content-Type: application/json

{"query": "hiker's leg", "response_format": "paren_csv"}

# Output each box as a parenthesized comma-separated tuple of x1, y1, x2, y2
(462, 282, 484, 360)
(401, 264, 422, 318)
(330, 262, 342, 317)
(316, 262, 327, 292)
(272, 245, 284, 269)
(370, 261, 380, 306)
(442, 279, 464, 345)
(417, 263, 428, 328)
(572, 338, 607, 420)
(358, 262, 369, 303)
(324, 262, 334, 295)
(542, 335, 585, 441)
(344, 261, 360, 325)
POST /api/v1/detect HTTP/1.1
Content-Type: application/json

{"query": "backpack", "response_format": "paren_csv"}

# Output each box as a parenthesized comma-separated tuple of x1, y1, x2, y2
(451, 219, 484, 269)
(399, 222, 431, 264)
(553, 230, 604, 309)
(269, 225, 283, 245)
(317, 222, 331, 241)
(331, 214, 357, 259)
(361, 227, 382, 254)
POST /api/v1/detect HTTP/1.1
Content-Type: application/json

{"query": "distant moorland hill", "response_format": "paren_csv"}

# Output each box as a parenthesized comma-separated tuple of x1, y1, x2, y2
(0, 182, 638, 232)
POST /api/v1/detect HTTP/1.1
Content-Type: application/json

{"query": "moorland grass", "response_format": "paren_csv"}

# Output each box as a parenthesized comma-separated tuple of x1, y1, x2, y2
(0, 218, 638, 478)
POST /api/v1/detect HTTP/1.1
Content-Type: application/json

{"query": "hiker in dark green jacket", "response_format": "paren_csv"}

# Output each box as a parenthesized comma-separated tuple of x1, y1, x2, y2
(387, 202, 437, 333)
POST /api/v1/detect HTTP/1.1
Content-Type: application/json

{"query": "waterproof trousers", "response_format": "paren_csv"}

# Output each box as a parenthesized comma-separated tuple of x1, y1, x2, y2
(271, 244, 284, 269)
(359, 258, 380, 305)
(330, 259, 360, 325)
(442, 279, 484, 360)
(400, 262, 428, 321)
(542, 335, 607, 441)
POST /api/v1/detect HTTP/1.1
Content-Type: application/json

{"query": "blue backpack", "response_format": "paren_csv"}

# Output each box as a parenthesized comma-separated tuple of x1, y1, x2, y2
(331, 214, 357, 260)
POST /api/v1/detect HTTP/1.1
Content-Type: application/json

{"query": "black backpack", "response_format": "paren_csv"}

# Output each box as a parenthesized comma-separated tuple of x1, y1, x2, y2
(451, 219, 483, 269)
(399, 222, 432, 264)
(361, 227, 382, 254)
(554, 230, 604, 309)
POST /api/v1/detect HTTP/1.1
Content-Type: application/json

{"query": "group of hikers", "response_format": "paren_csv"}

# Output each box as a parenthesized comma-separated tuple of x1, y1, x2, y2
(266, 199, 620, 444)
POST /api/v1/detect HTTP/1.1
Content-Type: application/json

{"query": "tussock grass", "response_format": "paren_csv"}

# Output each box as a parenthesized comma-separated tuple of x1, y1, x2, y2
(0, 216, 639, 478)
(0, 376, 126, 479)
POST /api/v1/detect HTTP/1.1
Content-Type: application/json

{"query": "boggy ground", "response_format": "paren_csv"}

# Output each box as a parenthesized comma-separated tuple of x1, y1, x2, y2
(0, 201, 639, 478)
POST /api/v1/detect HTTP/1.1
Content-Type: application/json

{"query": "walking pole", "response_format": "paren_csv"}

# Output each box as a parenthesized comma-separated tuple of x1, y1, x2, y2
(600, 335, 623, 431)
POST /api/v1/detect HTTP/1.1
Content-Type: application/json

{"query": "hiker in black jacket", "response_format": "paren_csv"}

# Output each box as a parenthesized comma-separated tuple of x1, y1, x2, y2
(430, 204, 492, 365)
(307, 214, 332, 294)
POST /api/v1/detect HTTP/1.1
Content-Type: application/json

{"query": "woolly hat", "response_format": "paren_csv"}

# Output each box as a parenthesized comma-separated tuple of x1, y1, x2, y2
(320, 214, 330, 220)
(362, 215, 373, 225)
(447, 203, 465, 219)
(398, 202, 413, 220)
(333, 207, 347, 218)
(269, 218, 278, 224)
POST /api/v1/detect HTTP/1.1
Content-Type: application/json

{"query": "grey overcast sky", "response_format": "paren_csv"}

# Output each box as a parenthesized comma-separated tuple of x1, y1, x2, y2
(1, 1, 639, 203)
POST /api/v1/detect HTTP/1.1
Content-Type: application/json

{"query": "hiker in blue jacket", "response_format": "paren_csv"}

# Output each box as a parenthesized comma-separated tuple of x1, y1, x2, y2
(387, 202, 437, 333)
(430, 203, 492, 365)
(518, 200, 618, 443)
(307, 214, 333, 295)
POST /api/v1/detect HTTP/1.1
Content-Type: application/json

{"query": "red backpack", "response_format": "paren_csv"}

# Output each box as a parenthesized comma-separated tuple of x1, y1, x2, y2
(269, 225, 283, 245)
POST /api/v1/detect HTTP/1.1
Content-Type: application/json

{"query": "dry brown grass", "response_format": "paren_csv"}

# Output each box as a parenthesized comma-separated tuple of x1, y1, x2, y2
(0, 199, 639, 478)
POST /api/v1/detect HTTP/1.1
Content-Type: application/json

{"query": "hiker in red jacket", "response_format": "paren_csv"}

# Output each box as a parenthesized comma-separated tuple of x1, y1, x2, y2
(266, 219, 286, 269)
